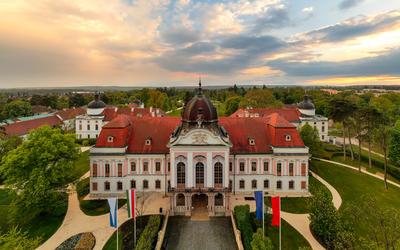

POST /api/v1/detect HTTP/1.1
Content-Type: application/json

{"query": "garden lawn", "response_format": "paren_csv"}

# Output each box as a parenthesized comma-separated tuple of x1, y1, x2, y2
(268, 219, 310, 250)
(280, 175, 332, 214)
(167, 108, 182, 117)
(68, 151, 90, 182)
(310, 160, 400, 236)
(77, 178, 126, 216)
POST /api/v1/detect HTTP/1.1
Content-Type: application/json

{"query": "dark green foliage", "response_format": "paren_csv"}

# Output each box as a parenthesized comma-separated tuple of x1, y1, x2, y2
(300, 123, 322, 156)
(389, 120, 400, 166)
(2, 100, 32, 119)
(224, 96, 242, 116)
(135, 215, 161, 250)
(234, 205, 253, 250)
(251, 228, 273, 250)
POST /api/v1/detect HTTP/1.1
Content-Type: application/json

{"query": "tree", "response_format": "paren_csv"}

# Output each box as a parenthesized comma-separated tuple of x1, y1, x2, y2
(351, 103, 369, 172)
(389, 120, 400, 166)
(0, 227, 41, 250)
(251, 228, 273, 250)
(0, 135, 22, 162)
(239, 89, 283, 108)
(300, 123, 322, 156)
(224, 96, 241, 116)
(68, 93, 86, 107)
(0, 126, 79, 222)
(2, 100, 32, 119)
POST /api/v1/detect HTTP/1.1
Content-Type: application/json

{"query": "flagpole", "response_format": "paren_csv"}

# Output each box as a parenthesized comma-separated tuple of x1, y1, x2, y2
(116, 198, 119, 250)
(279, 196, 281, 250)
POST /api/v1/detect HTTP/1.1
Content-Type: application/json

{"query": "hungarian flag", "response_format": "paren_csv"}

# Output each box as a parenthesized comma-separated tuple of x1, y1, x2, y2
(126, 189, 136, 219)
(107, 198, 118, 228)
(271, 196, 280, 227)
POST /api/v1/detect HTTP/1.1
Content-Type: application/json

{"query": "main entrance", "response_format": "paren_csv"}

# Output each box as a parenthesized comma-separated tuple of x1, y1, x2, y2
(191, 193, 208, 220)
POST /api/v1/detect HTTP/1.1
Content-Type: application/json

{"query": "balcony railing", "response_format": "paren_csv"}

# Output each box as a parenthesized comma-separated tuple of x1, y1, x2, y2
(168, 186, 231, 193)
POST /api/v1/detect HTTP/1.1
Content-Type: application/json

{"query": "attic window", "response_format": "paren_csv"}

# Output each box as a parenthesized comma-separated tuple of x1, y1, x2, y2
(198, 107, 204, 115)
(145, 138, 152, 145)
(285, 134, 292, 141)
(249, 138, 255, 145)
(107, 136, 114, 142)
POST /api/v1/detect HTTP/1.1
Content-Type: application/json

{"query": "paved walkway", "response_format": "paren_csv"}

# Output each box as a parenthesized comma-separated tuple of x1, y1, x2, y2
(314, 158, 400, 189)
(164, 217, 237, 250)
(333, 137, 384, 157)
(38, 189, 169, 250)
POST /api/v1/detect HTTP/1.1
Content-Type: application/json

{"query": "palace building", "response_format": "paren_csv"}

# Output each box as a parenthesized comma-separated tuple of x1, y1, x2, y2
(89, 83, 310, 216)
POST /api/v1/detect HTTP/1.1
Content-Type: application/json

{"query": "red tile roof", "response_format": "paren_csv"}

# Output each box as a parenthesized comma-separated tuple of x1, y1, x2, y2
(231, 107, 301, 123)
(56, 107, 86, 120)
(95, 113, 305, 154)
(1, 115, 62, 137)
(102, 107, 164, 121)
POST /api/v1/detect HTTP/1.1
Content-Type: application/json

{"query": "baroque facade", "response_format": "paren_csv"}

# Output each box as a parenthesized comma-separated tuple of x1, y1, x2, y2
(89, 84, 310, 216)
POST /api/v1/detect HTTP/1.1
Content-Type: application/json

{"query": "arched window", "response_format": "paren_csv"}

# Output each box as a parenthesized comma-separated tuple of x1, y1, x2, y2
(215, 193, 224, 206)
(195, 162, 204, 187)
(214, 162, 223, 186)
(177, 162, 185, 185)
(176, 193, 185, 206)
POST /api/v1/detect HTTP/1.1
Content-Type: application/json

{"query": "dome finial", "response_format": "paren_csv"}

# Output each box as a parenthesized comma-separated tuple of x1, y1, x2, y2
(197, 76, 202, 95)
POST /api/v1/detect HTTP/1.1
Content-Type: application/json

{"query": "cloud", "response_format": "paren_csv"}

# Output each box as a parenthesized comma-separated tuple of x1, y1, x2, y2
(339, 0, 364, 10)
(302, 6, 314, 14)
(268, 47, 400, 77)
(249, 4, 291, 33)
(299, 10, 400, 43)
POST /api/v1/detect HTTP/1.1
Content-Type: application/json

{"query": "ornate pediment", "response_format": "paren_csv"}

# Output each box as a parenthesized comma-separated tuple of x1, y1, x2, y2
(169, 128, 231, 147)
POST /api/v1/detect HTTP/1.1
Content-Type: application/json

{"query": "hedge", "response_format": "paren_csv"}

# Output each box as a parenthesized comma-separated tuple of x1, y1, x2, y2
(234, 205, 253, 250)
(134, 215, 161, 250)
(75, 138, 97, 146)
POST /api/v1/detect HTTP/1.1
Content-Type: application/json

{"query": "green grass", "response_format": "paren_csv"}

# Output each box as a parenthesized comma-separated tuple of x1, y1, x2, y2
(268, 219, 311, 250)
(310, 160, 400, 236)
(280, 175, 332, 214)
(103, 230, 122, 250)
(76, 178, 126, 216)
(167, 108, 182, 117)
(69, 151, 90, 182)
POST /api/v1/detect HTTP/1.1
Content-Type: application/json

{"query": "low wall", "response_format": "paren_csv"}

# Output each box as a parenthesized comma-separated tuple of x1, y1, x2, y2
(155, 210, 170, 250)
(230, 211, 244, 250)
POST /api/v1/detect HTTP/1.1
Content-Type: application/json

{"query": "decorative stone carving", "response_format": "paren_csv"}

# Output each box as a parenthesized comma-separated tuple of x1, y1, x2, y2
(191, 132, 208, 144)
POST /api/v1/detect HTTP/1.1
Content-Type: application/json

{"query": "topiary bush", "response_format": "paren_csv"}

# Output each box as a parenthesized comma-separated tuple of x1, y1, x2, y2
(75, 232, 95, 249)
(134, 215, 161, 250)
(234, 205, 253, 250)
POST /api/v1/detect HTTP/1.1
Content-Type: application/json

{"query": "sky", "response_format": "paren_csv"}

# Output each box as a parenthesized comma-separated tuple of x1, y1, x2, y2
(0, 0, 400, 88)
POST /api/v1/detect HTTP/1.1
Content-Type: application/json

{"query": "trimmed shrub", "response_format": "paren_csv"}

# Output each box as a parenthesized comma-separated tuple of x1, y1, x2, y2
(75, 232, 95, 249)
(76, 178, 90, 198)
(135, 215, 161, 250)
(234, 205, 253, 250)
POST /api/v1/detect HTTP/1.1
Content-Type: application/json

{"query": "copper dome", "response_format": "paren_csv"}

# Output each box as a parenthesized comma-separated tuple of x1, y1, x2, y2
(181, 82, 218, 123)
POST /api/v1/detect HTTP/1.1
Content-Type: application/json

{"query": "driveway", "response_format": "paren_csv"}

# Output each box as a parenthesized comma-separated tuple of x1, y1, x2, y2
(164, 217, 237, 250)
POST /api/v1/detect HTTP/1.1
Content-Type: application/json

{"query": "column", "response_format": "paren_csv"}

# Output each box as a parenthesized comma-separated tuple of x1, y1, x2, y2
(224, 151, 229, 188)
(187, 152, 193, 188)
(206, 152, 213, 187)
(170, 152, 175, 188)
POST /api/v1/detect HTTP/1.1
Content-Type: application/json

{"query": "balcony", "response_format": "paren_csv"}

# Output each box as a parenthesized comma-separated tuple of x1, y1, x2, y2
(168, 186, 231, 193)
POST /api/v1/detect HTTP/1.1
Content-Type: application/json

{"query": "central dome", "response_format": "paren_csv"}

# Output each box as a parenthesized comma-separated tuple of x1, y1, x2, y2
(181, 82, 218, 123)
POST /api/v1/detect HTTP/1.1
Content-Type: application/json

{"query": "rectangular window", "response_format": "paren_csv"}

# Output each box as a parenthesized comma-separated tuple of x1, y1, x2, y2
(92, 164, 98, 177)
(143, 180, 149, 189)
(251, 161, 257, 172)
(289, 181, 294, 190)
(131, 162, 136, 172)
(155, 162, 161, 172)
(289, 163, 294, 176)
(264, 180, 269, 188)
(87, 124, 90, 130)
(117, 182, 123, 191)
(92, 182, 98, 191)
(239, 162, 245, 172)
(130, 180, 136, 189)
(239, 180, 245, 189)
(143, 161, 149, 172)
(263, 161, 269, 172)
(301, 163, 307, 176)
(277, 163, 282, 176)
(168, 162, 171, 172)
(229, 180, 232, 189)
(155, 180, 161, 189)
(322, 126, 325, 132)
(105, 164, 110, 177)
(118, 163, 123, 177)
(104, 182, 110, 191)
(277, 181, 282, 189)
(229, 162, 233, 172)
(95, 124, 99, 130)
(301, 181, 307, 189)
(252, 180, 257, 189)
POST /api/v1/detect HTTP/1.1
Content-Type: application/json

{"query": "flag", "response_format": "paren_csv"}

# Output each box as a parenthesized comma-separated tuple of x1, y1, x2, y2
(107, 198, 118, 228)
(254, 191, 263, 220)
(126, 189, 136, 219)
(271, 196, 280, 227)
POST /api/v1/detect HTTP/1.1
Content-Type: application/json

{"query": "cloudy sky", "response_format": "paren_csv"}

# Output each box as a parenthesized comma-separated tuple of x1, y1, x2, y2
(0, 0, 400, 88)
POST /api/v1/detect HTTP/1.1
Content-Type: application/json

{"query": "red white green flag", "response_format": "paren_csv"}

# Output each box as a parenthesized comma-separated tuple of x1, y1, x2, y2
(126, 189, 136, 219)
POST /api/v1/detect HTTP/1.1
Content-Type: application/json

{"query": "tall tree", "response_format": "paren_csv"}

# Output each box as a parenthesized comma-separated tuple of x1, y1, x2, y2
(389, 120, 400, 166)
(300, 123, 322, 156)
(224, 96, 242, 116)
(239, 89, 283, 108)
(0, 126, 79, 222)
(251, 228, 273, 250)
(2, 100, 32, 119)
(351, 103, 369, 172)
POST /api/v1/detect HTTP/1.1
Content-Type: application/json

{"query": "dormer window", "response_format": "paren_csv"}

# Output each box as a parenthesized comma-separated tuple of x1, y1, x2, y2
(285, 134, 291, 141)
(107, 136, 114, 142)
(145, 138, 152, 145)
(249, 138, 255, 145)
